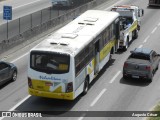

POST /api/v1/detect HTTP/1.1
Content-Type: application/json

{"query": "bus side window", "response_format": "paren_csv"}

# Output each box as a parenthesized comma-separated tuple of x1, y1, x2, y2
(95, 41, 99, 52)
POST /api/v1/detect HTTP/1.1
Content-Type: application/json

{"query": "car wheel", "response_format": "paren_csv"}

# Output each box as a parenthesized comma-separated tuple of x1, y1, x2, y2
(82, 78, 89, 95)
(11, 71, 17, 82)
(148, 73, 153, 83)
(156, 64, 159, 70)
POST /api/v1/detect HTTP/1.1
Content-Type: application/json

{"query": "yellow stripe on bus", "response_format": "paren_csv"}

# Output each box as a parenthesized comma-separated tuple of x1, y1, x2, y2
(129, 20, 138, 32)
(100, 39, 116, 61)
(32, 80, 50, 92)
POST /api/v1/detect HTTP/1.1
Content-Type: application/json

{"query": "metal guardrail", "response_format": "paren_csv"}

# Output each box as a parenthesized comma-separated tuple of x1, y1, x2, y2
(0, 0, 106, 53)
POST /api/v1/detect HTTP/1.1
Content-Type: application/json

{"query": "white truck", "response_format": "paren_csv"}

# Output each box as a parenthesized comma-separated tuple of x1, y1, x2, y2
(111, 5, 144, 50)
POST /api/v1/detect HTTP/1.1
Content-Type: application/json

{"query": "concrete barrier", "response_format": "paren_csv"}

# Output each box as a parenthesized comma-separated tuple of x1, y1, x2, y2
(0, 0, 107, 54)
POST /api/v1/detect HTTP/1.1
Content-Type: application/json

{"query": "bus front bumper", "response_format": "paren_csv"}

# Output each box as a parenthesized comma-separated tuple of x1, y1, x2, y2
(28, 88, 74, 100)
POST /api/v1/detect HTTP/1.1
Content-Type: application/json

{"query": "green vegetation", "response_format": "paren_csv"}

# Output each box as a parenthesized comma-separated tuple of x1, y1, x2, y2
(147, 103, 160, 120)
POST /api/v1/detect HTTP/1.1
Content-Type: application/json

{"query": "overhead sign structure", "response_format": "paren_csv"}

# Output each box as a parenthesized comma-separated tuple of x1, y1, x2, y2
(3, 6, 12, 20)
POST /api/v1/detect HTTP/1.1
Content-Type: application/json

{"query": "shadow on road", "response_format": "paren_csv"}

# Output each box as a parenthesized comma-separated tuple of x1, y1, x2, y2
(89, 58, 116, 88)
(16, 95, 83, 116)
(119, 77, 150, 87)
(0, 80, 15, 89)
(147, 6, 160, 9)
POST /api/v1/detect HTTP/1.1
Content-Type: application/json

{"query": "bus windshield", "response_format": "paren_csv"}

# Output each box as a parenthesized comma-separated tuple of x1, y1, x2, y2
(30, 51, 70, 74)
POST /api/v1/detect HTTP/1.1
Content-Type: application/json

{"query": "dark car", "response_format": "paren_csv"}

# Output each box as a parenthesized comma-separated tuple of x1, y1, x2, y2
(0, 61, 17, 86)
(123, 48, 160, 82)
(149, 0, 160, 6)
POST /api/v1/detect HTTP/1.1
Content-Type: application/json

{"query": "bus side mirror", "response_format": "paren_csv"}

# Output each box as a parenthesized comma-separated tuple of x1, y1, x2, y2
(138, 9, 144, 17)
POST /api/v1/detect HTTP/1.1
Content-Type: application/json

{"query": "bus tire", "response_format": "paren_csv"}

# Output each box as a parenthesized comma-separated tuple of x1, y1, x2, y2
(82, 77, 89, 95)
(138, 25, 140, 31)
(111, 47, 115, 54)
(133, 29, 138, 39)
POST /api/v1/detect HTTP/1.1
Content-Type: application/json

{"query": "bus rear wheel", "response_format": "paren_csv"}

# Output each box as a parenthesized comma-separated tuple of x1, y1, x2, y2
(133, 29, 138, 39)
(82, 77, 89, 95)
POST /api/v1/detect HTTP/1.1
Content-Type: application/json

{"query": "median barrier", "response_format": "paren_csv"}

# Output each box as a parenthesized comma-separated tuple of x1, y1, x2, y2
(0, 0, 107, 54)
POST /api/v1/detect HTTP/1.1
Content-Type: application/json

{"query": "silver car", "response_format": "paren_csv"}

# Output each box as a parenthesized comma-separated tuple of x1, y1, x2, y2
(123, 48, 160, 82)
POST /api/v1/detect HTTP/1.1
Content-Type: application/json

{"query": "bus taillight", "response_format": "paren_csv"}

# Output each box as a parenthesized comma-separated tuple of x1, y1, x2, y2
(66, 82, 73, 92)
(28, 77, 33, 88)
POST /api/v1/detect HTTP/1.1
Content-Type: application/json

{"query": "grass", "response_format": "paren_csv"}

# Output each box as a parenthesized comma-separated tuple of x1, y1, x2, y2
(146, 103, 160, 120)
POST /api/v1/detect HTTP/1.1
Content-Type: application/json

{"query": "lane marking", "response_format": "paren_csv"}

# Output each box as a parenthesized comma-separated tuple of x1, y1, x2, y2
(151, 27, 157, 34)
(78, 110, 88, 120)
(0, 95, 31, 120)
(158, 22, 160, 26)
(138, 45, 143, 48)
(143, 36, 150, 43)
(78, 117, 84, 120)
(109, 71, 121, 84)
(11, 52, 29, 63)
(0, 0, 41, 14)
(9, 95, 31, 111)
(90, 89, 106, 107)
(104, 0, 125, 10)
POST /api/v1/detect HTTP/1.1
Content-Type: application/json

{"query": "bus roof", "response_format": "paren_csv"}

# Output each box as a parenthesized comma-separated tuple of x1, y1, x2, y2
(32, 10, 119, 56)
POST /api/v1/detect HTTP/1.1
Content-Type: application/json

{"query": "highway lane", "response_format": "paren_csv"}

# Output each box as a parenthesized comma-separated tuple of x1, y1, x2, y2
(1, 0, 160, 120)
(0, 0, 51, 24)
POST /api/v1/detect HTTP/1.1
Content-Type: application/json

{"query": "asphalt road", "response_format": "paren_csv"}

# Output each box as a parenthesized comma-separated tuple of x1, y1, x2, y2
(0, 0, 160, 120)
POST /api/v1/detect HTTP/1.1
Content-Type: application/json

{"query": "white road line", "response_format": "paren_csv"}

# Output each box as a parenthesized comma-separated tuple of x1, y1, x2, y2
(9, 95, 31, 111)
(11, 52, 29, 63)
(158, 22, 160, 26)
(138, 45, 143, 48)
(109, 71, 121, 83)
(0, 52, 30, 120)
(78, 110, 88, 120)
(0, 95, 31, 120)
(143, 36, 150, 43)
(90, 89, 106, 107)
(0, 0, 41, 14)
(78, 117, 84, 120)
(104, 0, 125, 10)
(151, 27, 157, 34)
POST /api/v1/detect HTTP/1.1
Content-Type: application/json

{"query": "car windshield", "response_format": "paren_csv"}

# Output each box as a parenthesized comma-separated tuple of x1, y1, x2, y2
(30, 51, 70, 74)
(129, 53, 150, 60)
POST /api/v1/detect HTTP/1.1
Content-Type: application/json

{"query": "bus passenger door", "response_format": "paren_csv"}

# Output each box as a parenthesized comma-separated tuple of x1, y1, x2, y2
(94, 40, 100, 75)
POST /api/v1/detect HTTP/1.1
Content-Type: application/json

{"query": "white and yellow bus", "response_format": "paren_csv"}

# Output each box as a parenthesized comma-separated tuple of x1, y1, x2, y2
(28, 10, 120, 100)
